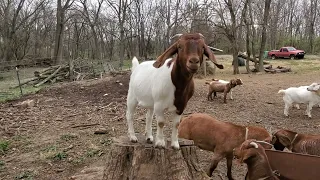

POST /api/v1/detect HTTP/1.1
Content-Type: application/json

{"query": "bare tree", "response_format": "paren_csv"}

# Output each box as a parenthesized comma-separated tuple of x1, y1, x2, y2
(106, 0, 130, 69)
(1, 0, 46, 63)
(258, 0, 272, 72)
(53, 0, 74, 64)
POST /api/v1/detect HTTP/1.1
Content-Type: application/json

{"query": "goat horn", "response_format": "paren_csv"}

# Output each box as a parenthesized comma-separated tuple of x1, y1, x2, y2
(249, 142, 259, 148)
(170, 34, 183, 40)
(208, 46, 223, 52)
(255, 140, 274, 147)
(198, 33, 204, 38)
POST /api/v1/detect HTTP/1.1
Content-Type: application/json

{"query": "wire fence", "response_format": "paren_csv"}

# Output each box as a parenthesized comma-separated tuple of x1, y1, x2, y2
(0, 57, 131, 102)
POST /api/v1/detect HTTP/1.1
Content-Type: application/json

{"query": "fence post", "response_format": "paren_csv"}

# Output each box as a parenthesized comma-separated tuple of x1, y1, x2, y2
(15, 66, 23, 95)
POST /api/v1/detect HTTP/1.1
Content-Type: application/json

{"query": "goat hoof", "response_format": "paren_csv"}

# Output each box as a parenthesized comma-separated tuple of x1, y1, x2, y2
(129, 136, 138, 143)
(155, 139, 166, 148)
(146, 136, 154, 144)
(171, 141, 180, 150)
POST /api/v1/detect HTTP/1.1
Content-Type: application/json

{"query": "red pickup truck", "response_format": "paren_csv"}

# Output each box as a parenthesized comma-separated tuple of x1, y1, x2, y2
(268, 47, 305, 60)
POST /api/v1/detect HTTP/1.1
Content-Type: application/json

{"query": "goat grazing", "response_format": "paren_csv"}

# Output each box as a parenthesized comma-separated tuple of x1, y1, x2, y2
(233, 140, 279, 180)
(205, 78, 243, 103)
(278, 82, 320, 118)
(178, 113, 271, 179)
(272, 129, 320, 156)
(126, 33, 224, 149)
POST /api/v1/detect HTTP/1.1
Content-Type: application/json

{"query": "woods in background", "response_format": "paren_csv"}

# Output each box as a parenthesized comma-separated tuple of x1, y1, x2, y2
(0, 0, 319, 74)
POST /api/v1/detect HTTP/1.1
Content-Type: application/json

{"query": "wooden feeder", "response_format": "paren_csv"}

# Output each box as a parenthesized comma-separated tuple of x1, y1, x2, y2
(265, 149, 320, 180)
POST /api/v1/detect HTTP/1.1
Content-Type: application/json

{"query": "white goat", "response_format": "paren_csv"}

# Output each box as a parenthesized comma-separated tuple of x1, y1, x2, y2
(125, 33, 223, 149)
(278, 83, 320, 118)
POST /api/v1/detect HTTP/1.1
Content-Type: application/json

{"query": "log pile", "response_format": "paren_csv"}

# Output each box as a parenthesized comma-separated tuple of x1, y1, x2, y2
(238, 53, 270, 65)
(12, 65, 78, 88)
(264, 65, 292, 73)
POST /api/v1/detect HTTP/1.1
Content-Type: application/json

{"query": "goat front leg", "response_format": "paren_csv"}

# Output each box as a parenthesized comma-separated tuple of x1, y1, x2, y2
(230, 89, 233, 100)
(145, 109, 154, 143)
(226, 155, 235, 180)
(126, 97, 138, 142)
(306, 103, 314, 118)
(170, 113, 181, 149)
(223, 90, 227, 103)
(154, 107, 166, 148)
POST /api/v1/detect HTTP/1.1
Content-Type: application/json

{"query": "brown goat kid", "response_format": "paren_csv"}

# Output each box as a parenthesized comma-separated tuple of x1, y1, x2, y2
(272, 129, 320, 156)
(205, 78, 243, 103)
(233, 140, 279, 180)
(178, 113, 271, 180)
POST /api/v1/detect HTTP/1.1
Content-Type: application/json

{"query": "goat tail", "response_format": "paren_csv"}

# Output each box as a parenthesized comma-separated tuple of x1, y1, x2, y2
(131, 56, 139, 72)
(278, 89, 286, 94)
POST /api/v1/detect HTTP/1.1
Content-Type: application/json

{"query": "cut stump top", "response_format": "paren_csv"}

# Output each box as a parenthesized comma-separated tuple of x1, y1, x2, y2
(113, 134, 194, 149)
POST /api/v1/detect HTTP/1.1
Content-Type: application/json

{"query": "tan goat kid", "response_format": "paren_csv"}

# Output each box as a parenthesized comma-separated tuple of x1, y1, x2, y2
(178, 113, 271, 180)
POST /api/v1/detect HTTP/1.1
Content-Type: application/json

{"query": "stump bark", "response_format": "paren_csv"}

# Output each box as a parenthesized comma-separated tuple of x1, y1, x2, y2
(103, 134, 210, 180)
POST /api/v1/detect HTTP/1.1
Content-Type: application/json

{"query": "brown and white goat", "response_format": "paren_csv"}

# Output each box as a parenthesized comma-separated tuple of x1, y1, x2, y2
(272, 129, 320, 156)
(205, 78, 243, 103)
(178, 113, 271, 180)
(126, 33, 224, 149)
(233, 140, 279, 180)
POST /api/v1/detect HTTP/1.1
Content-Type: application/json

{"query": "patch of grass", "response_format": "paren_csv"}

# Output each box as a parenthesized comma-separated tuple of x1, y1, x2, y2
(0, 160, 5, 168)
(86, 149, 100, 158)
(71, 156, 85, 165)
(39, 145, 67, 160)
(100, 138, 113, 146)
(0, 85, 42, 102)
(0, 140, 10, 155)
(60, 134, 78, 141)
(53, 152, 67, 160)
(15, 170, 34, 180)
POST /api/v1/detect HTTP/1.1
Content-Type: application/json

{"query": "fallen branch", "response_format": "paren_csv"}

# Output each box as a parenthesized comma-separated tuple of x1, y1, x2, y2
(34, 65, 64, 87)
(70, 123, 100, 128)
(10, 77, 39, 88)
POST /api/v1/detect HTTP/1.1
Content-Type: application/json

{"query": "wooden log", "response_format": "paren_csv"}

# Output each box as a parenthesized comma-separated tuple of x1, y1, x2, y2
(10, 77, 40, 88)
(238, 54, 269, 65)
(103, 134, 209, 180)
(34, 65, 64, 87)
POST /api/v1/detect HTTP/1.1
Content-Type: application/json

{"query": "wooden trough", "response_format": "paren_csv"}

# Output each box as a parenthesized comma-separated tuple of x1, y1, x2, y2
(265, 149, 320, 180)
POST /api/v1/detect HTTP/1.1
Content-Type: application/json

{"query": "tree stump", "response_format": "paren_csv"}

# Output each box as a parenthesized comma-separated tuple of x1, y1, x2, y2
(103, 134, 210, 180)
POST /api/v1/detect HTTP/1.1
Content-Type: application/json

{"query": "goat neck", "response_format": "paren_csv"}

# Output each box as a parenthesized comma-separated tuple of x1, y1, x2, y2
(170, 58, 195, 115)
(245, 152, 275, 180)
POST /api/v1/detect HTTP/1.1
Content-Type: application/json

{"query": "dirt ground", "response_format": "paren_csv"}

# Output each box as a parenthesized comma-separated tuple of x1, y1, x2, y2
(1, 65, 320, 180)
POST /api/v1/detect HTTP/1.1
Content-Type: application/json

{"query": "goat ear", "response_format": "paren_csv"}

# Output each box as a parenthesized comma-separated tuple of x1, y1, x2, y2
(277, 135, 291, 147)
(153, 42, 178, 68)
(203, 44, 224, 69)
(241, 149, 256, 162)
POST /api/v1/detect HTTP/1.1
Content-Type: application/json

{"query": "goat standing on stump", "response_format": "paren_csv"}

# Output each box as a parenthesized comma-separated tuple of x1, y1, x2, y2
(233, 140, 279, 180)
(272, 129, 320, 156)
(126, 33, 224, 149)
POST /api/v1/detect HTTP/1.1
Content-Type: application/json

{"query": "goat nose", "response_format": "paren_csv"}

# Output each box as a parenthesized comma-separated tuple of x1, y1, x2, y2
(189, 58, 200, 64)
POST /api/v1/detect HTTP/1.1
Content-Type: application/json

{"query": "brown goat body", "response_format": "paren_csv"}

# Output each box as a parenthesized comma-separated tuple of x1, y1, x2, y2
(178, 113, 271, 180)
(206, 78, 243, 103)
(234, 140, 279, 180)
(272, 129, 320, 156)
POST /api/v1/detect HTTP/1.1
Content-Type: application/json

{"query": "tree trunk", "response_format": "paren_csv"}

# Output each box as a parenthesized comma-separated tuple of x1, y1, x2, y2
(103, 134, 209, 180)
(258, 0, 272, 72)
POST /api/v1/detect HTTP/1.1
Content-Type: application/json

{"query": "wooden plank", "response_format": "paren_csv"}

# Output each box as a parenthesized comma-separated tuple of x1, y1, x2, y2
(265, 149, 320, 180)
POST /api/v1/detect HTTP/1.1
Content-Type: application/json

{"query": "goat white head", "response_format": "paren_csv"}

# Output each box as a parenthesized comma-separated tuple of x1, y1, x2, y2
(307, 83, 320, 92)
